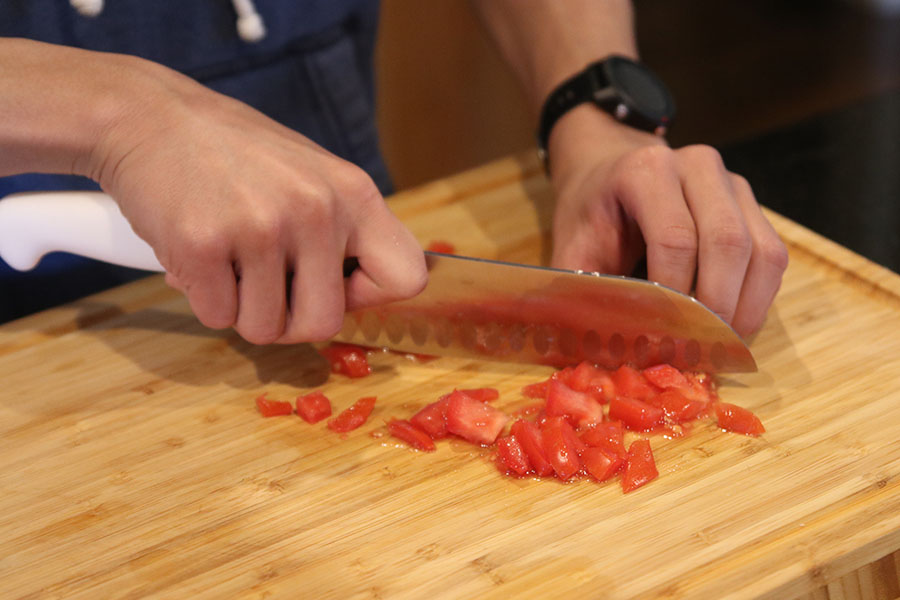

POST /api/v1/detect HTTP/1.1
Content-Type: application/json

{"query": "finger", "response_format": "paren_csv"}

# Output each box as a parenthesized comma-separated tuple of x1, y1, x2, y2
(232, 242, 288, 345)
(343, 208, 427, 311)
(616, 148, 698, 294)
(174, 243, 238, 330)
(729, 176, 789, 336)
(678, 146, 752, 325)
(278, 236, 346, 344)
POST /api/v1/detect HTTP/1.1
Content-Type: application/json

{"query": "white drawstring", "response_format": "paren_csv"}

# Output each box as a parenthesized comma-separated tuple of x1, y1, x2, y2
(70, 0, 104, 18)
(231, 0, 267, 42)
(68, 0, 267, 43)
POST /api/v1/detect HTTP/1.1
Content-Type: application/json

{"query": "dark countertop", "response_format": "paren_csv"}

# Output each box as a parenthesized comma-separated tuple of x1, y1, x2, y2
(721, 88, 900, 274)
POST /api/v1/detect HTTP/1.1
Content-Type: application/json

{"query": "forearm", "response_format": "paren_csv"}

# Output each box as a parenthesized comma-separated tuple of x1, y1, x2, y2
(469, 0, 637, 116)
(0, 38, 171, 180)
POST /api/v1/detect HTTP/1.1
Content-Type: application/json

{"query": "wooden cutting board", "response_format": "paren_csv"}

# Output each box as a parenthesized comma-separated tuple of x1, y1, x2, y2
(1, 154, 899, 600)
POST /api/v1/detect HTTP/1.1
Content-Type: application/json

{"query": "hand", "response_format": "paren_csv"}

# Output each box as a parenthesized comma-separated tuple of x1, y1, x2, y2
(546, 106, 789, 337)
(89, 58, 426, 344)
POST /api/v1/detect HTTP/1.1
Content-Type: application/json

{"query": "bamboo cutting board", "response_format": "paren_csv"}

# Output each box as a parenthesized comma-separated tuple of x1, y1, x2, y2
(1, 154, 899, 600)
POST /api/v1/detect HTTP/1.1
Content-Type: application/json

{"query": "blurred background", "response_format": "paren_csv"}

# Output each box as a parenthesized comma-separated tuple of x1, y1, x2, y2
(376, 0, 900, 186)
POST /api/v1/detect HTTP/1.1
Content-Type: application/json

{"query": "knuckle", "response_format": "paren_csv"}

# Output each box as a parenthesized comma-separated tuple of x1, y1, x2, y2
(616, 145, 676, 178)
(758, 236, 790, 272)
(288, 312, 344, 344)
(680, 144, 726, 171)
(710, 222, 752, 256)
(730, 173, 753, 195)
(657, 223, 699, 257)
(245, 209, 284, 241)
(239, 324, 283, 346)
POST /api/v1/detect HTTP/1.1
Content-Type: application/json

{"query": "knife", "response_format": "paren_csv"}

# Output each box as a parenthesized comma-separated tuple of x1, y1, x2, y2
(0, 191, 756, 372)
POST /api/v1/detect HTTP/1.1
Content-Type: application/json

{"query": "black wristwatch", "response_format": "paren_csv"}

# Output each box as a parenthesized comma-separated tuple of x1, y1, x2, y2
(537, 55, 675, 167)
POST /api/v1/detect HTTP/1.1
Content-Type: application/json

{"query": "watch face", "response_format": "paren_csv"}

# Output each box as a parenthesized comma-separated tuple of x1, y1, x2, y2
(606, 56, 674, 121)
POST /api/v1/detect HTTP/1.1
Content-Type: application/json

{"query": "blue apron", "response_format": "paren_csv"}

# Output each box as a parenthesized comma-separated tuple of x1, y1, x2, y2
(0, 0, 388, 323)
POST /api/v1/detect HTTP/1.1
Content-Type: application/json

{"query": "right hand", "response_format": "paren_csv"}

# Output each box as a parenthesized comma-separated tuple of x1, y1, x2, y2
(89, 58, 427, 344)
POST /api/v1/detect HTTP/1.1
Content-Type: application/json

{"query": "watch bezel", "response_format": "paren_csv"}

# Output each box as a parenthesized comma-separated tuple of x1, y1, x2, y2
(589, 55, 675, 135)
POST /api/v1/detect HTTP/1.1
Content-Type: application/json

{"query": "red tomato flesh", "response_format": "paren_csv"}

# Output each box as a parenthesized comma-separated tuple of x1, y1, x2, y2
(522, 380, 550, 399)
(255, 394, 293, 417)
(496, 434, 532, 476)
(541, 416, 582, 480)
(545, 379, 604, 428)
(579, 421, 626, 457)
(387, 419, 436, 452)
(319, 343, 372, 378)
(456, 388, 500, 402)
(621, 439, 659, 493)
(715, 402, 765, 436)
(327, 396, 377, 433)
(647, 389, 707, 423)
(582, 446, 625, 482)
(426, 240, 456, 254)
(510, 420, 554, 477)
(609, 396, 665, 431)
(295, 391, 332, 424)
(410, 398, 451, 439)
(612, 365, 657, 400)
(445, 390, 509, 445)
(642, 364, 690, 390)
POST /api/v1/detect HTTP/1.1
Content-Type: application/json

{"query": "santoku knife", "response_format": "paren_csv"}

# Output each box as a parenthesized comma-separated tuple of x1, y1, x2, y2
(0, 191, 756, 372)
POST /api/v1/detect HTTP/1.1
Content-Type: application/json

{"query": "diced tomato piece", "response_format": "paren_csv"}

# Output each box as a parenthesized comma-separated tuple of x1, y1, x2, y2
(319, 343, 372, 378)
(541, 417, 582, 480)
(566, 361, 598, 392)
(255, 393, 293, 417)
(456, 388, 500, 402)
(642, 364, 690, 390)
(647, 389, 707, 423)
(564, 362, 616, 403)
(545, 379, 604, 428)
(510, 420, 554, 477)
(327, 396, 377, 433)
(581, 446, 625, 482)
(410, 397, 451, 439)
(496, 435, 532, 476)
(522, 379, 551, 399)
(621, 439, 659, 493)
(426, 240, 456, 254)
(295, 391, 332, 424)
(387, 419, 436, 452)
(609, 396, 665, 431)
(612, 364, 657, 400)
(680, 372, 716, 405)
(579, 421, 626, 457)
(445, 390, 509, 445)
(715, 402, 765, 436)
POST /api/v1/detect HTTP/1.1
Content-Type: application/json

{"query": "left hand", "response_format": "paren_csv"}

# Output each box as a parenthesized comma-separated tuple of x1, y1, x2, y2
(546, 105, 789, 337)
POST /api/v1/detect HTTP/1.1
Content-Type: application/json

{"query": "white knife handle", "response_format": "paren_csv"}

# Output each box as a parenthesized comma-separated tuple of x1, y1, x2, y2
(0, 191, 164, 272)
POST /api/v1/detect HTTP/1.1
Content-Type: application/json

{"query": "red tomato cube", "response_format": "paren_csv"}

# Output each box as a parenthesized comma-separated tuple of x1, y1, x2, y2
(255, 393, 293, 417)
(621, 439, 659, 493)
(612, 364, 657, 400)
(456, 388, 500, 402)
(445, 390, 509, 445)
(319, 343, 372, 378)
(642, 364, 690, 390)
(496, 434, 532, 476)
(522, 379, 551, 399)
(581, 446, 625, 482)
(541, 416, 582, 480)
(510, 420, 554, 477)
(715, 402, 765, 436)
(647, 389, 707, 423)
(579, 421, 626, 457)
(410, 397, 451, 439)
(609, 396, 665, 431)
(295, 391, 332, 424)
(327, 396, 377, 433)
(545, 379, 604, 428)
(387, 419, 436, 452)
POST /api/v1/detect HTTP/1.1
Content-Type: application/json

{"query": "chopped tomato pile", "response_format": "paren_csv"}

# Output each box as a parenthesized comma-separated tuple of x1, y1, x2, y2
(255, 342, 765, 493)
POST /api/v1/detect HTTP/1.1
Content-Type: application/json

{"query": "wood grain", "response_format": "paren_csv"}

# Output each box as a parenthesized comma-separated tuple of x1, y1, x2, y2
(1, 153, 899, 600)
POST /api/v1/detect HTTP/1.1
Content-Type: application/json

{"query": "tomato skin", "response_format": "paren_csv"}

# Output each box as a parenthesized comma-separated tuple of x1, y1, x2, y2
(295, 391, 332, 424)
(327, 396, 377, 433)
(642, 364, 690, 390)
(541, 417, 582, 480)
(387, 419, 436, 452)
(410, 398, 451, 439)
(510, 420, 554, 476)
(319, 343, 372, 378)
(445, 390, 509, 445)
(496, 435, 532, 476)
(579, 421, 626, 457)
(581, 446, 625, 482)
(609, 396, 665, 431)
(256, 394, 293, 417)
(621, 439, 659, 493)
(647, 389, 707, 423)
(545, 379, 604, 428)
(715, 402, 765, 436)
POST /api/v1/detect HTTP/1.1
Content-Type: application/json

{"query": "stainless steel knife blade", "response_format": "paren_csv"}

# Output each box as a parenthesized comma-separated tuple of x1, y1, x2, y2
(338, 252, 756, 373)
